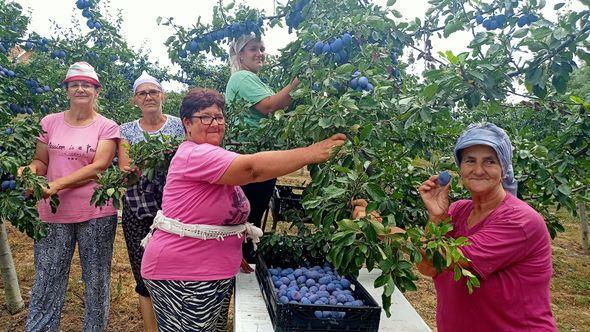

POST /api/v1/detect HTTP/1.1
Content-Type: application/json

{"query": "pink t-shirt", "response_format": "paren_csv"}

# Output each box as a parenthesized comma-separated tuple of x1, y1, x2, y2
(37, 112, 120, 223)
(141, 141, 250, 281)
(434, 193, 556, 332)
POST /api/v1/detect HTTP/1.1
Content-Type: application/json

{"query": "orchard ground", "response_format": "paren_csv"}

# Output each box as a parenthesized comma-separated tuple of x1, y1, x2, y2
(0, 177, 588, 331)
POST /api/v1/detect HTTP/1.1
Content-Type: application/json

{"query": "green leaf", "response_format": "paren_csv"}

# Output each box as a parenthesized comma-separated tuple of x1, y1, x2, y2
(224, 1, 235, 10)
(339, 219, 362, 231)
(318, 117, 331, 129)
(553, 27, 567, 40)
(552, 75, 567, 94)
(487, 44, 501, 56)
(445, 247, 452, 267)
(454, 237, 468, 245)
(422, 84, 438, 100)
(374, 274, 389, 288)
(570, 95, 586, 104)
(444, 51, 458, 64)
(525, 66, 543, 85)
(464, 90, 481, 109)
(576, 50, 590, 65)
(532, 84, 548, 98)
(419, 108, 432, 123)
(336, 63, 355, 75)
(443, 21, 463, 38)
(404, 112, 417, 129)
(461, 269, 476, 278)
(398, 96, 414, 106)
(382, 293, 392, 317)
(377, 245, 388, 260)
(369, 220, 386, 236)
(384, 275, 395, 296)
(322, 185, 347, 200)
(366, 183, 387, 200)
(471, 32, 487, 44)
(453, 266, 462, 281)
(340, 97, 359, 111)
(332, 230, 352, 242)
(342, 232, 357, 246)
(512, 28, 529, 38)
(557, 183, 571, 196)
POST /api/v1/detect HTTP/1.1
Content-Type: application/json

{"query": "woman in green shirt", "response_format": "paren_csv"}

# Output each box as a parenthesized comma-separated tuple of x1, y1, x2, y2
(226, 33, 299, 262)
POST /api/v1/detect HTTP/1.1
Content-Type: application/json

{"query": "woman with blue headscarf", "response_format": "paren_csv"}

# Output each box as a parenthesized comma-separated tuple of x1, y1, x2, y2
(417, 123, 556, 331)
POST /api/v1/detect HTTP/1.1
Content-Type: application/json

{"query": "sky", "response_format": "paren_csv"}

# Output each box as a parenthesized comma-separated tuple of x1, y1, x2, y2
(18, 0, 425, 59)
(16, 0, 428, 89)
(16, 0, 586, 91)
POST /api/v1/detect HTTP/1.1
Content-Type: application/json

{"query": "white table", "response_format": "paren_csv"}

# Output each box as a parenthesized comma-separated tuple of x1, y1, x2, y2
(234, 266, 431, 332)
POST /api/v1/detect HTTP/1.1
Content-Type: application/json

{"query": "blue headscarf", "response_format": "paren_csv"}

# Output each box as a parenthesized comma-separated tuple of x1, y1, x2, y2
(454, 122, 518, 196)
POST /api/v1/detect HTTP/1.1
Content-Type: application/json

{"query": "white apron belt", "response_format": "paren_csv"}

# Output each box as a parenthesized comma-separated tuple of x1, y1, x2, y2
(140, 210, 263, 249)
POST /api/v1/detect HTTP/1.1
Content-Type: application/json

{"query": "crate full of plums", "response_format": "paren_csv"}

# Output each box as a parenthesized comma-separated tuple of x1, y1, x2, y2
(255, 254, 381, 332)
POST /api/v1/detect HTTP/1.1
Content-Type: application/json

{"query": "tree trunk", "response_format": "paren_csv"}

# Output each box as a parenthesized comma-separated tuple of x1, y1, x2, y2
(0, 222, 24, 314)
(578, 203, 589, 254)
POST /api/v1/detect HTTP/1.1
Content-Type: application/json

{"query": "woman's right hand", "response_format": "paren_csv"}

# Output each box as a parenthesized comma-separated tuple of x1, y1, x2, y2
(121, 165, 140, 175)
(306, 133, 347, 164)
(418, 174, 450, 221)
(351, 198, 382, 222)
(17, 166, 27, 177)
(17, 165, 36, 177)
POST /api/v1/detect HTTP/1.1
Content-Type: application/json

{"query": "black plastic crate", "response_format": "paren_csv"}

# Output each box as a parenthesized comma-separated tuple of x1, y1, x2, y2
(255, 254, 381, 332)
(270, 185, 306, 222)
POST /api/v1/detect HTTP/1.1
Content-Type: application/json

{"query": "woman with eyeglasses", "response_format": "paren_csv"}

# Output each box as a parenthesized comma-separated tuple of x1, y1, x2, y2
(118, 71, 184, 332)
(19, 62, 120, 331)
(225, 33, 300, 262)
(140, 88, 345, 331)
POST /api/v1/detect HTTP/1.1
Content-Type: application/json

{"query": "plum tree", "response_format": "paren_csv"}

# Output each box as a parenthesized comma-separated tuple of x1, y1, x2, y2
(3, 0, 584, 319)
(161, 0, 590, 315)
(0, 0, 168, 313)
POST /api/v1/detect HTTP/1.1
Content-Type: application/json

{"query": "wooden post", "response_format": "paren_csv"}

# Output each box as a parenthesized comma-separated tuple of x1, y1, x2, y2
(578, 203, 589, 254)
(0, 222, 24, 314)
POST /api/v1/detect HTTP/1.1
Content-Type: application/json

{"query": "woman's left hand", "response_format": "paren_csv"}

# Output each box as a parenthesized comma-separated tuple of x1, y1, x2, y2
(351, 199, 405, 239)
(42, 182, 60, 199)
(417, 250, 439, 277)
(240, 258, 254, 273)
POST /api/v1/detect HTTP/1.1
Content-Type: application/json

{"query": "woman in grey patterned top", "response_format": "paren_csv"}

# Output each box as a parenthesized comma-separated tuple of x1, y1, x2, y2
(117, 72, 184, 332)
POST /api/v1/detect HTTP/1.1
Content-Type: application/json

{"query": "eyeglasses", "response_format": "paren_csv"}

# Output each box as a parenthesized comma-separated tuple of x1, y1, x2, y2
(67, 83, 95, 90)
(135, 90, 161, 99)
(191, 115, 225, 125)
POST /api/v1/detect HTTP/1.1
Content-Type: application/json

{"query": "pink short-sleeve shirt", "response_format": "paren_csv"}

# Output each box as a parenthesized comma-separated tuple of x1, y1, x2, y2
(141, 141, 250, 281)
(37, 112, 120, 223)
(434, 193, 556, 331)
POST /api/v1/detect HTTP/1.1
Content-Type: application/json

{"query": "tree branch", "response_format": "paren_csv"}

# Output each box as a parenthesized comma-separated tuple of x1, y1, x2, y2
(508, 22, 590, 78)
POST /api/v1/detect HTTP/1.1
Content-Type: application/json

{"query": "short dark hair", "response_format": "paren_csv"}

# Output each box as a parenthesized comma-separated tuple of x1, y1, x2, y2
(179, 88, 225, 132)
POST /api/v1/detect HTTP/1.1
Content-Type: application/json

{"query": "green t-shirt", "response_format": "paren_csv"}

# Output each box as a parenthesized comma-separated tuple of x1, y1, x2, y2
(225, 70, 274, 128)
